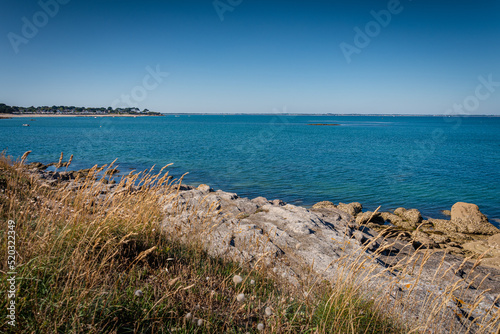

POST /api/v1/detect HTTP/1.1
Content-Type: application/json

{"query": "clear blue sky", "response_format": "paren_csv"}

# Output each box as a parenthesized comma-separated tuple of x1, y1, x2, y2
(1, 0, 499, 114)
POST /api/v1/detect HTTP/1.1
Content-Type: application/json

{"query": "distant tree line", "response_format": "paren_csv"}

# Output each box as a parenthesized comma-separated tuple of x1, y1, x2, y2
(0, 103, 16, 114)
(0, 103, 161, 115)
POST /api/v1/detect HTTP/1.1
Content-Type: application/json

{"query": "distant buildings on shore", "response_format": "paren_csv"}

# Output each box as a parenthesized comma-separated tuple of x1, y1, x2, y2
(0, 103, 162, 115)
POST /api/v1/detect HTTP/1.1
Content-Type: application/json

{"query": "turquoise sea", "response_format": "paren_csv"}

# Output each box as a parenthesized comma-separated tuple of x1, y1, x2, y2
(1, 115, 499, 225)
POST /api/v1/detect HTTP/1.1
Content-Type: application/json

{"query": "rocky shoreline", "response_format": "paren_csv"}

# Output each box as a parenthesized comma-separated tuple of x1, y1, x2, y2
(312, 200, 500, 269)
(24, 161, 500, 333)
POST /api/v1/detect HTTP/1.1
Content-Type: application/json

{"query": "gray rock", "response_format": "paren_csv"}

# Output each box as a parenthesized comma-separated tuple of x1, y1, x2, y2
(196, 184, 213, 193)
(252, 196, 270, 206)
(159, 187, 500, 333)
(271, 199, 286, 206)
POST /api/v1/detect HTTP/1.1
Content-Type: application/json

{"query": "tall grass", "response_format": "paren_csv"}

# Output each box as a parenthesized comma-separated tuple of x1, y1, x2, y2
(0, 152, 497, 333)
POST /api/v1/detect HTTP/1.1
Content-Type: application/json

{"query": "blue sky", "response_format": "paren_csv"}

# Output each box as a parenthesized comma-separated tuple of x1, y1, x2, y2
(1, 0, 499, 114)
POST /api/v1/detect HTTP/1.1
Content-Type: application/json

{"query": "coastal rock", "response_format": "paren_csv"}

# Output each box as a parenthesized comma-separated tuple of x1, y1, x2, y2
(312, 201, 336, 210)
(196, 184, 213, 193)
(393, 207, 407, 216)
(425, 232, 450, 245)
(337, 202, 362, 217)
(272, 199, 286, 206)
(160, 185, 500, 333)
(488, 233, 500, 248)
(402, 209, 422, 225)
(380, 212, 404, 226)
(21, 161, 500, 334)
(355, 211, 385, 225)
(450, 202, 499, 235)
(383, 208, 422, 230)
(217, 190, 238, 201)
(27, 162, 49, 170)
(412, 231, 438, 249)
(429, 218, 457, 234)
(441, 210, 451, 217)
(447, 232, 476, 244)
(392, 208, 422, 229)
(251, 196, 270, 206)
(461, 234, 500, 269)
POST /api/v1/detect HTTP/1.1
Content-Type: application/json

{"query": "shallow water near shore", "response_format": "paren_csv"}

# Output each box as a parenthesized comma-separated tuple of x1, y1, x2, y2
(1, 115, 499, 225)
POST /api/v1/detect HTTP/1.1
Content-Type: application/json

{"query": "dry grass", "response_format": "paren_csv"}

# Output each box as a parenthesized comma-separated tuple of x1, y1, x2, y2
(1, 152, 498, 333)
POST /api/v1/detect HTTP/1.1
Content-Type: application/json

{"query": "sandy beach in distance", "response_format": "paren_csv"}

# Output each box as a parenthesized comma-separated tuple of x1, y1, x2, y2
(0, 113, 160, 118)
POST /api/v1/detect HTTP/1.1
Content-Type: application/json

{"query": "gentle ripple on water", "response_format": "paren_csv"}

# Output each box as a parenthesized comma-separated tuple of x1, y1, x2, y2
(1, 115, 499, 226)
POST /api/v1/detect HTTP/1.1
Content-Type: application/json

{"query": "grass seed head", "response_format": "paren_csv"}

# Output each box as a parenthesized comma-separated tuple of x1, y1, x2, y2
(233, 275, 243, 284)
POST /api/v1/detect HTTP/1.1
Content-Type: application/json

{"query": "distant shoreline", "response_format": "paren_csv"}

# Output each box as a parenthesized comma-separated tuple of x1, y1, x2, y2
(160, 113, 500, 117)
(2, 113, 499, 118)
(0, 113, 162, 118)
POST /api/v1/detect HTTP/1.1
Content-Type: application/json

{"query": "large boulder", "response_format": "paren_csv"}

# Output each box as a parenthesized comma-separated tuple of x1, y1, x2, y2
(450, 202, 499, 235)
(337, 202, 362, 216)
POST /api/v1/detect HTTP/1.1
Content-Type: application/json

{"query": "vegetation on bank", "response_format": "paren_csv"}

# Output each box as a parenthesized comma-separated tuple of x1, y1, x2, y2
(0, 103, 162, 116)
(0, 152, 407, 333)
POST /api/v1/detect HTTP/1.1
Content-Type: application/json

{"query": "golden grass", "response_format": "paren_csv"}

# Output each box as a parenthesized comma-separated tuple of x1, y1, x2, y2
(0, 152, 498, 333)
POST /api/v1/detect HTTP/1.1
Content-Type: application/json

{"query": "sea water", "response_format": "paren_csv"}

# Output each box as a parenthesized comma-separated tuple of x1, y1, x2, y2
(1, 115, 499, 224)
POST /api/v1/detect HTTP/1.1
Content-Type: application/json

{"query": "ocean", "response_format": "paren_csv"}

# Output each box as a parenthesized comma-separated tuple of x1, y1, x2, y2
(1, 115, 499, 224)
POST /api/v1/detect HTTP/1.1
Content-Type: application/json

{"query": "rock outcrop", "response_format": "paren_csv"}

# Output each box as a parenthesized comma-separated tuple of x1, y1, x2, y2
(336, 202, 362, 217)
(355, 211, 385, 225)
(24, 163, 500, 333)
(160, 186, 500, 333)
(311, 201, 337, 210)
(462, 234, 500, 268)
(392, 207, 422, 229)
(450, 202, 499, 235)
